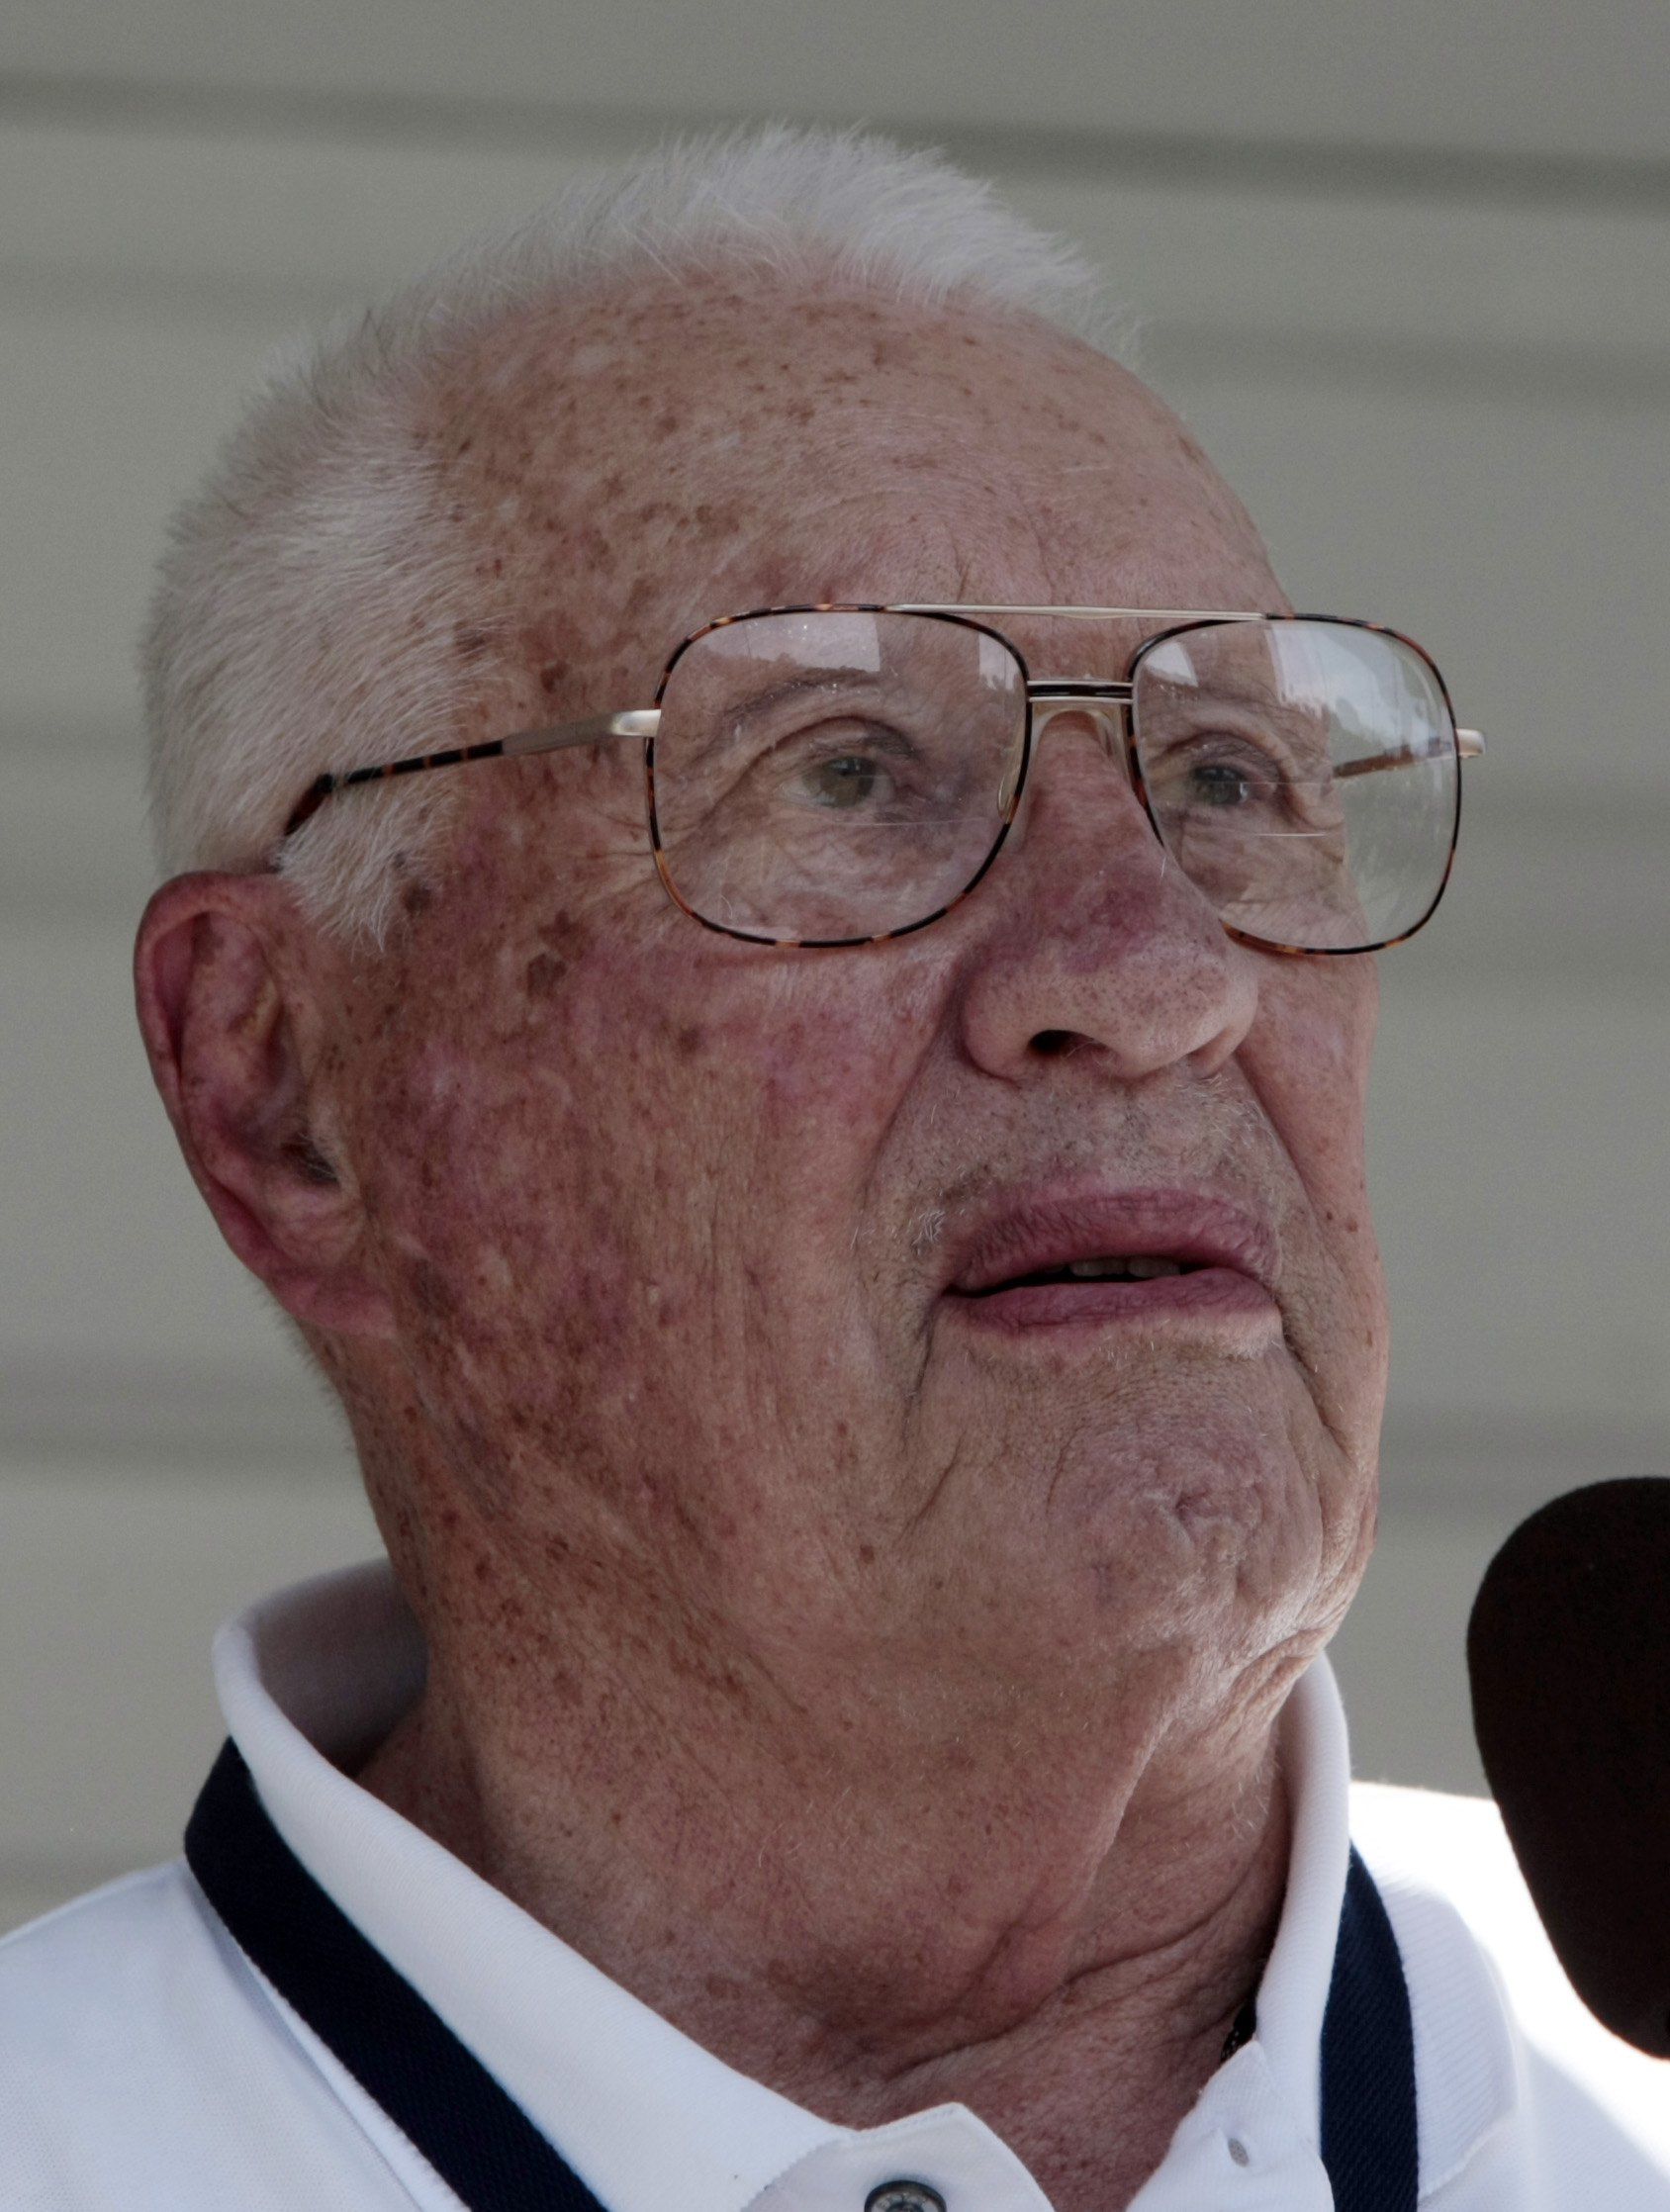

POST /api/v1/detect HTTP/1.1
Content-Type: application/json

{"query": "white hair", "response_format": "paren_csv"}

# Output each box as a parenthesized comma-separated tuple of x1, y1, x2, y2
(142, 124, 1119, 940)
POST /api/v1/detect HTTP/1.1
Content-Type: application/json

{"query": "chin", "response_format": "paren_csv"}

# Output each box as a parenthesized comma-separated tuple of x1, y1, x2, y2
(1047, 1419, 1345, 1629)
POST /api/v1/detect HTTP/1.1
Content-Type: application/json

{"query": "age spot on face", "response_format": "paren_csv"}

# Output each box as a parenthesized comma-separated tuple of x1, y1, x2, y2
(525, 952, 568, 998)
(410, 1257, 457, 1324)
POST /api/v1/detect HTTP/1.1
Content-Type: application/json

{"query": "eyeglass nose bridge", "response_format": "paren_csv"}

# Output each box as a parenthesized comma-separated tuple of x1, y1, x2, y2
(1003, 680, 1139, 815)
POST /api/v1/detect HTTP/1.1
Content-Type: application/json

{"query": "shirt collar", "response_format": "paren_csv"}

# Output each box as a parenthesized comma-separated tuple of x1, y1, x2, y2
(213, 1557, 1354, 2212)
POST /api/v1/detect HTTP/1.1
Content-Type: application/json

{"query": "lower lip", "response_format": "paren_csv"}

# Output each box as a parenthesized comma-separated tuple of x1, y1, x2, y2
(944, 1266, 1278, 1338)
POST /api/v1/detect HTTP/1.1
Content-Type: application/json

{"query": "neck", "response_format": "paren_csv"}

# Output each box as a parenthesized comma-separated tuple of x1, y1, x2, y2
(358, 1529, 1302, 2212)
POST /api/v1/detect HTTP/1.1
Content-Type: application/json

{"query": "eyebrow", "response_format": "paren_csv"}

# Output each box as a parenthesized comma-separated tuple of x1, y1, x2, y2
(678, 667, 896, 746)
(1141, 659, 1327, 703)
(1143, 671, 1332, 724)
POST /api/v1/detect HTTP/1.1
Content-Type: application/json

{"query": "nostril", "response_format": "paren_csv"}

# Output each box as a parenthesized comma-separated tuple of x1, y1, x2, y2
(1031, 1029, 1077, 1058)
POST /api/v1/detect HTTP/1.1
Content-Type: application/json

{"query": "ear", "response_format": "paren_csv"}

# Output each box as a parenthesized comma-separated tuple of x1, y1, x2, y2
(134, 872, 395, 1340)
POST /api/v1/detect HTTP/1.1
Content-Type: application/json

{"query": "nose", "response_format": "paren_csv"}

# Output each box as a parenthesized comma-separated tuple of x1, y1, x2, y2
(956, 704, 1259, 1084)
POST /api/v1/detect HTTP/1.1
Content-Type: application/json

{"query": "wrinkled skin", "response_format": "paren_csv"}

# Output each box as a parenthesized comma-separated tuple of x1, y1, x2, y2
(137, 278, 1386, 2211)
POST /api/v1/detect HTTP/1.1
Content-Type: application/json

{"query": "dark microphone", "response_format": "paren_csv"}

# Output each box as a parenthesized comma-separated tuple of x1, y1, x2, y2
(1467, 1475, 1670, 2058)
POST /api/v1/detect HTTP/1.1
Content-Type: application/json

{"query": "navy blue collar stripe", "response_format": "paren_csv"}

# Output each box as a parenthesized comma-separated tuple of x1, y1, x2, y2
(186, 1741, 607, 2209)
(1323, 1847, 1420, 2211)
(186, 1738, 1416, 2212)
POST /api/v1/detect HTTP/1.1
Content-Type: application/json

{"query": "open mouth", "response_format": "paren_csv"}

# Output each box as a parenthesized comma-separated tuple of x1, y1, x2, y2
(937, 1191, 1280, 1339)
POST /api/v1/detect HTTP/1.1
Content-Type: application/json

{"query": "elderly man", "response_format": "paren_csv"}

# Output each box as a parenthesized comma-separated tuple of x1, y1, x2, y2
(2, 128, 1663, 2212)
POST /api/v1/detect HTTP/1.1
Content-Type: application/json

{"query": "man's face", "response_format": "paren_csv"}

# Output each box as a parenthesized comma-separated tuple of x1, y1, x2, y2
(330, 281, 1387, 1742)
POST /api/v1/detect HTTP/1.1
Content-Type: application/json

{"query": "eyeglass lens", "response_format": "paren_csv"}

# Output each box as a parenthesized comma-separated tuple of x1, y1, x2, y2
(652, 610, 1028, 944)
(650, 610, 1458, 951)
(1130, 620, 1458, 953)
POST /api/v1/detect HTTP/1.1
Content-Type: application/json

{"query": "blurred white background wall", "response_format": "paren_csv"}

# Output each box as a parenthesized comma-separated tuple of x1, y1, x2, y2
(3, 0, 1667, 1934)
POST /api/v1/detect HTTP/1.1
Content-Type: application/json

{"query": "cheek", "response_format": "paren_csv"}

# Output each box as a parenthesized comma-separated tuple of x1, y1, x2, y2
(563, 938, 950, 1195)
(352, 937, 954, 1563)
(1251, 962, 1377, 1203)
(350, 917, 655, 1357)
(362, 925, 944, 1378)
(1241, 964, 1387, 1373)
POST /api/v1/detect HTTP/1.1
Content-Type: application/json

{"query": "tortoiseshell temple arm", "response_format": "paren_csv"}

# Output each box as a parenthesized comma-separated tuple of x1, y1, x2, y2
(1338, 729, 1485, 778)
(281, 710, 662, 837)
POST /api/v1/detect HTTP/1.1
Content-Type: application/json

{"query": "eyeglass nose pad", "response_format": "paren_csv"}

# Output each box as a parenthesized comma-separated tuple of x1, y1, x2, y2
(1039, 700, 1123, 753)
(1001, 696, 1135, 831)
(1021, 700, 1130, 810)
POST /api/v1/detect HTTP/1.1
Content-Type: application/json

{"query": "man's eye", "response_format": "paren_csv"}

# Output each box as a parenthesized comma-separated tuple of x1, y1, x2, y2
(799, 753, 890, 809)
(1187, 759, 1262, 808)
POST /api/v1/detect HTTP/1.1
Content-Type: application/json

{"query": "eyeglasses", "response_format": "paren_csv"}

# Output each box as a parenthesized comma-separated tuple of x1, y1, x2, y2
(283, 605, 1484, 956)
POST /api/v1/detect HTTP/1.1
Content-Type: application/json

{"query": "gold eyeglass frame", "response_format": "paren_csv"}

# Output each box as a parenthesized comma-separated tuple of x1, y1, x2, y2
(281, 604, 1485, 957)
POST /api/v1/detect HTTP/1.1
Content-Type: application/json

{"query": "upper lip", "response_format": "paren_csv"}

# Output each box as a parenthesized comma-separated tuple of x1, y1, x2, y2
(943, 1187, 1279, 1297)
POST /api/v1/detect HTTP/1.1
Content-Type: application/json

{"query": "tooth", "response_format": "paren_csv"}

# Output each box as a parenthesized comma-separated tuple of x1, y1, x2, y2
(1062, 1255, 1188, 1280)
(1061, 1255, 1191, 1281)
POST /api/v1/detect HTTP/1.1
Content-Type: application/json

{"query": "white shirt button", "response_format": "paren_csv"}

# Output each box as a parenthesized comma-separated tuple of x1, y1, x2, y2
(866, 2185, 947, 2212)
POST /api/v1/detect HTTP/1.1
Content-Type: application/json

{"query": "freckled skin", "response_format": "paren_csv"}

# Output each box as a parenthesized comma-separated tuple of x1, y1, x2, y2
(137, 277, 1386, 2212)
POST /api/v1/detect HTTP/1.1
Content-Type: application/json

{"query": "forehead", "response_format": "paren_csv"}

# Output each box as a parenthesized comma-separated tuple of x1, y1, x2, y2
(426, 277, 1278, 688)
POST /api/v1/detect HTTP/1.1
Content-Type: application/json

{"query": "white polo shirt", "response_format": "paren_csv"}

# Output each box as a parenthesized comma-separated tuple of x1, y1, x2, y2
(1, 1559, 1667, 2209)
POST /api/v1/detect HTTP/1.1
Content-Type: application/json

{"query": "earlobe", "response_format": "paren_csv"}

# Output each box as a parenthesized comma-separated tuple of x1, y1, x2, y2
(134, 873, 395, 1340)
